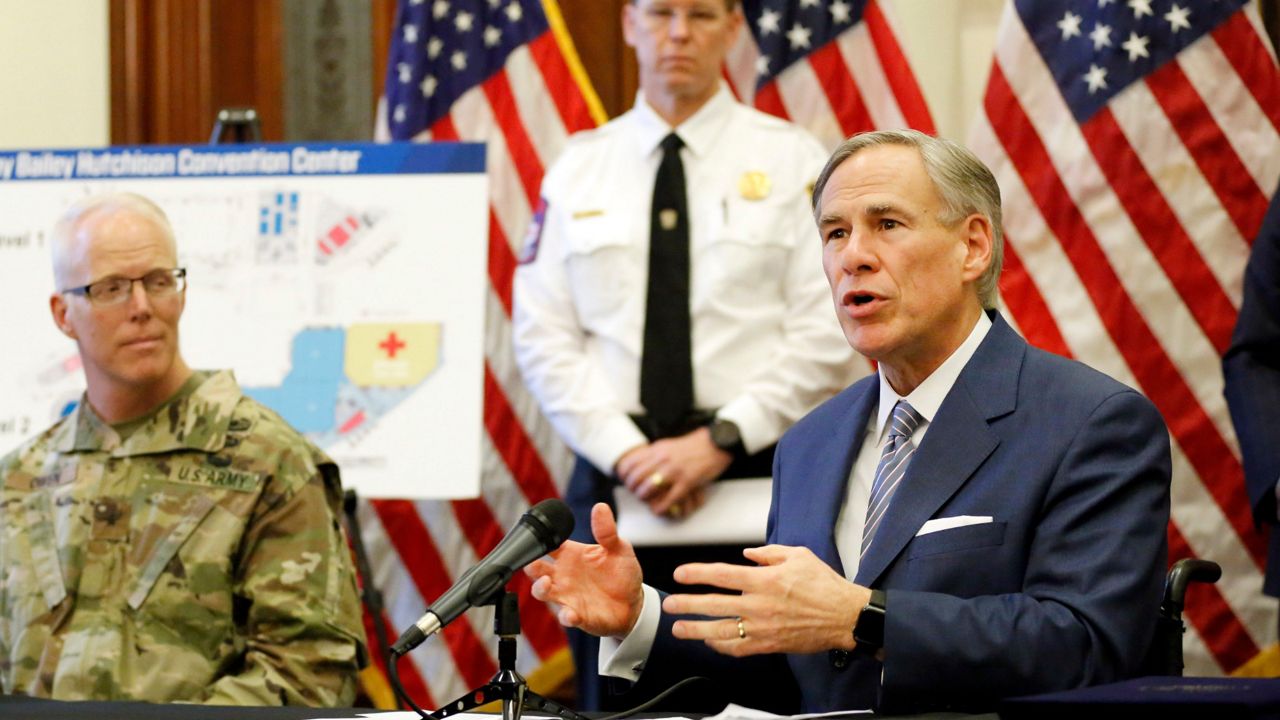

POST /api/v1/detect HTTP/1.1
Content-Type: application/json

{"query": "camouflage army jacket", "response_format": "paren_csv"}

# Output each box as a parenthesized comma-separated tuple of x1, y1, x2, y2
(0, 370, 367, 705)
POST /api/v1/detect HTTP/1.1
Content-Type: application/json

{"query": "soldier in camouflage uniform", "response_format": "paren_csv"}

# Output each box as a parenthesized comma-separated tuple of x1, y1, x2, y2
(0, 193, 368, 705)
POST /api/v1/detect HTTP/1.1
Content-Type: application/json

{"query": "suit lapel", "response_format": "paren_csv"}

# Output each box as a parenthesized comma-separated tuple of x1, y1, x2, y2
(801, 384, 877, 577)
(854, 315, 1023, 586)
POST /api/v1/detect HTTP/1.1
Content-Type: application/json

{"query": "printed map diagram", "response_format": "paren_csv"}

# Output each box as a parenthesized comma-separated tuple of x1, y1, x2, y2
(244, 323, 440, 449)
(0, 152, 489, 499)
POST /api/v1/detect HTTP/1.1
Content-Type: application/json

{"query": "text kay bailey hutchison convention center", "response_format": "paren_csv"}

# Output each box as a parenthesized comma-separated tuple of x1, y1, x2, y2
(0, 146, 365, 181)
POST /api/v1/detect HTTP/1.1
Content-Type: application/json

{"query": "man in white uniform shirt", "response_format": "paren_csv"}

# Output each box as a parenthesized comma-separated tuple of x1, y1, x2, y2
(512, 0, 854, 710)
(525, 130, 1171, 714)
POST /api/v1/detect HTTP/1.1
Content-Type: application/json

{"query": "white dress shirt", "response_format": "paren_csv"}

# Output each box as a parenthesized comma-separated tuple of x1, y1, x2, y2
(833, 312, 992, 578)
(513, 84, 856, 474)
(601, 313, 992, 680)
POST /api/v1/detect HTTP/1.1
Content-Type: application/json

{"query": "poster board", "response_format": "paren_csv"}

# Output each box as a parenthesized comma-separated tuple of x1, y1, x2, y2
(0, 142, 488, 499)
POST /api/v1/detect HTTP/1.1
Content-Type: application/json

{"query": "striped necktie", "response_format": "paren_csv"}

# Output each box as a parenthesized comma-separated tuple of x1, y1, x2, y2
(861, 400, 924, 560)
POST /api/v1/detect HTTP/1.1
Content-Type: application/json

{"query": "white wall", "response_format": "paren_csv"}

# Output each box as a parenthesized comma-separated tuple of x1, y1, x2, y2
(888, 0, 1007, 143)
(0, 0, 110, 149)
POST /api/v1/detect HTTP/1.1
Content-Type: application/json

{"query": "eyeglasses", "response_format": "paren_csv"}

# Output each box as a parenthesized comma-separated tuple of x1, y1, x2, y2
(61, 268, 187, 306)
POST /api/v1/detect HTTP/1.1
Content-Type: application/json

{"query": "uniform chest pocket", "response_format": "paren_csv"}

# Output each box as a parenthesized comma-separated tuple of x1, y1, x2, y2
(563, 213, 640, 329)
(126, 477, 256, 657)
(701, 197, 795, 303)
(126, 487, 218, 610)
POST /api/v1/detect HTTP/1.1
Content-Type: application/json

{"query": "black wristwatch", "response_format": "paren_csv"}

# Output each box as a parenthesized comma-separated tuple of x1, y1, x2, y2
(707, 417, 744, 455)
(853, 588, 887, 656)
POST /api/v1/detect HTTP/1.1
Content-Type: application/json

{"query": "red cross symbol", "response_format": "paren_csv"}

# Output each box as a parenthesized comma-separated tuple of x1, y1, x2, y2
(378, 331, 407, 359)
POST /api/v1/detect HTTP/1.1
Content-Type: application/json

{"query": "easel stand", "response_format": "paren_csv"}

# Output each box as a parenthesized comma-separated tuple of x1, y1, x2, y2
(427, 591, 589, 720)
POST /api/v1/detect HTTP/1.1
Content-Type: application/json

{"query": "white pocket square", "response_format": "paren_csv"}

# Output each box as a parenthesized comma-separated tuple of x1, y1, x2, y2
(915, 515, 994, 537)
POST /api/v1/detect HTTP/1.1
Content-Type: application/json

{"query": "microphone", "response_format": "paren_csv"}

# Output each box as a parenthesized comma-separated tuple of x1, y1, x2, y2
(390, 497, 575, 656)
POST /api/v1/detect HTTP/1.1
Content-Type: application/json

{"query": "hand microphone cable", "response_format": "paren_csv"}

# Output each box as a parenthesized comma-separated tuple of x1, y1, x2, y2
(388, 650, 435, 720)
(596, 675, 710, 720)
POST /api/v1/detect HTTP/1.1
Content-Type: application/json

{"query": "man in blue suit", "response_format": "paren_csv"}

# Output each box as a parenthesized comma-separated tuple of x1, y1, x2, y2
(527, 130, 1171, 713)
(1223, 183, 1280, 634)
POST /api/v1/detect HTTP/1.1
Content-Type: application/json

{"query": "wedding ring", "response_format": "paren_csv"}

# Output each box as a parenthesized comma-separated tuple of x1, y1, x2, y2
(666, 503, 685, 519)
(737, 618, 747, 640)
(649, 472, 666, 489)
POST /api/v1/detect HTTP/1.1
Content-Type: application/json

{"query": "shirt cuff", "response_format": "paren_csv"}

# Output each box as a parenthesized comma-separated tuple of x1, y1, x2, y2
(715, 396, 776, 457)
(579, 414, 650, 476)
(599, 584, 661, 682)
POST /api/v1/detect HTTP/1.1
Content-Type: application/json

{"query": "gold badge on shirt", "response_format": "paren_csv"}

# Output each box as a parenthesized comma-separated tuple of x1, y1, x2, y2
(738, 171, 772, 201)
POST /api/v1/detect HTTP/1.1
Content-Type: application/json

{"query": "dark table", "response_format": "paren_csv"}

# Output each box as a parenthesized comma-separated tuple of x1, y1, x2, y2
(0, 696, 993, 720)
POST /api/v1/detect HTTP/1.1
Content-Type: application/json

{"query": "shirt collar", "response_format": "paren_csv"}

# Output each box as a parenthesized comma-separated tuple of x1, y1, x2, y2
(54, 370, 240, 456)
(875, 312, 993, 443)
(630, 81, 735, 160)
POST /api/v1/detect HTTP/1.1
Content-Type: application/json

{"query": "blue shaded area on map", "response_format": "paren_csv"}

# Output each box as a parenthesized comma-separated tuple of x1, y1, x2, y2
(244, 328, 346, 433)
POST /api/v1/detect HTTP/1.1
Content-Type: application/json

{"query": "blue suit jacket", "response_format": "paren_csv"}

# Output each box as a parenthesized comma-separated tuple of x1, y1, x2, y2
(641, 314, 1170, 713)
(1223, 187, 1280, 596)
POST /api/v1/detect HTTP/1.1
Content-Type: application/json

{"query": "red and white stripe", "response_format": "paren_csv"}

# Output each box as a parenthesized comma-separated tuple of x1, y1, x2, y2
(370, 19, 596, 704)
(974, 0, 1280, 675)
(726, 0, 935, 146)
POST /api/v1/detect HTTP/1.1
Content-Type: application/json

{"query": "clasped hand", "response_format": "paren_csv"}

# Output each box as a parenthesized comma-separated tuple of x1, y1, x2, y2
(615, 427, 732, 517)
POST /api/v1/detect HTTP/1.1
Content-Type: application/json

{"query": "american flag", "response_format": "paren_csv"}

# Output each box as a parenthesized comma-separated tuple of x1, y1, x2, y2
(971, 0, 1280, 674)
(369, 0, 603, 707)
(724, 0, 935, 145)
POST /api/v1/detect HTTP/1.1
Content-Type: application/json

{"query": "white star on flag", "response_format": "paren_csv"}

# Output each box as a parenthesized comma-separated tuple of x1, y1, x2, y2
(829, 0, 852, 25)
(1165, 5, 1191, 33)
(403, 24, 419, 43)
(1084, 63, 1108, 93)
(1057, 12, 1082, 40)
(1128, 0, 1153, 19)
(1089, 23, 1112, 50)
(455, 11, 474, 32)
(758, 8, 780, 35)
(420, 74, 437, 97)
(451, 50, 467, 71)
(433, 0, 449, 19)
(1122, 31, 1150, 61)
(786, 22, 812, 50)
(484, 26, 502, 47)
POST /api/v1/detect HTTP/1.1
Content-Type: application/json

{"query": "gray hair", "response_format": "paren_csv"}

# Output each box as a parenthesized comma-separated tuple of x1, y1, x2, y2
(811, 129, 1004, 310)
(50, 192, 177, 290)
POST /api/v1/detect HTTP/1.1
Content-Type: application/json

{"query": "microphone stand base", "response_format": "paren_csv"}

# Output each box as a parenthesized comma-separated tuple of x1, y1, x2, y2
(428, 592, 588, 720)
(430, 668, 588, 720)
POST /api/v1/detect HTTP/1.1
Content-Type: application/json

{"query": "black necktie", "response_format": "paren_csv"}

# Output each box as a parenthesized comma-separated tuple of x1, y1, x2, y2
(640, 133, 694, 436)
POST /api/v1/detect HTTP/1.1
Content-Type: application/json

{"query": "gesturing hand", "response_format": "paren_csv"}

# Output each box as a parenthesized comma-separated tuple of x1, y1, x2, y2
(525, 503, 646, 639)
(662, 545, 869, 657)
